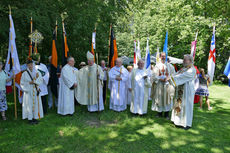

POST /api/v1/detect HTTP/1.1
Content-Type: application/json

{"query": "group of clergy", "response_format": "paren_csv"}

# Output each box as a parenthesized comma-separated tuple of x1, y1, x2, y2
(20, 51, 196, 130)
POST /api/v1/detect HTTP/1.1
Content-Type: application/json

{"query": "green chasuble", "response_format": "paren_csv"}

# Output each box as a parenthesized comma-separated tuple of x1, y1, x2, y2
(75, 63, 104, 105)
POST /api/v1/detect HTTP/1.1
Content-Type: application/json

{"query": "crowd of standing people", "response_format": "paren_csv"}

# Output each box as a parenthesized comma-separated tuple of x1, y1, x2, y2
(0, 51, 213, 130)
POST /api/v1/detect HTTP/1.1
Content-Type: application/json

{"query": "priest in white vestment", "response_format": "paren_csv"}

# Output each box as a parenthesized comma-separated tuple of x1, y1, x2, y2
(58, 57, 77, 115)
(75, 51, 104, 112)
(126, 65, 133, 105)
(109, 58, 129, 112)
(20, 59, 44, 124)
(129, 60, 151, 115)
(151, 52, 176, 119)
(168, 54, 196, 130)
(34, 54, 49, 114)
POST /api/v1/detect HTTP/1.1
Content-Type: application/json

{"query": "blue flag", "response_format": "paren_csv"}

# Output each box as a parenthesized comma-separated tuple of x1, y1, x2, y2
(224, 57, 230, 87)
(163, 31, 168, 62)
(145, 38, 151, 72)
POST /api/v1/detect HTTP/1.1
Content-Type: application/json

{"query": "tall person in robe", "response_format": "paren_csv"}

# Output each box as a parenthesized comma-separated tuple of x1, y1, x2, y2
(129, 60, 152, 115)
(151, 52, 176, 119)
(126, 65, 133, 105)
(75, 51, 104, 112)
(101, 60, 108, 102)
(109, 58, 129, 112)
(20, 59, 44, 124)
(167, 54, 196, 130)
(33, 54, 49, 114)
(58, 57, 77, 115)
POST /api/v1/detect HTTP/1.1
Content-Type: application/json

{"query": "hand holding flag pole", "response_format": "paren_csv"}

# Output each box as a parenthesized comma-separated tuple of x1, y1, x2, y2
(9, 5, 17, 119)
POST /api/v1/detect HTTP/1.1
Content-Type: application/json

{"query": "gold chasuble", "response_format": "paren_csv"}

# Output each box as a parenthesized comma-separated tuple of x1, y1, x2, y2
(75, 63, 104, 106)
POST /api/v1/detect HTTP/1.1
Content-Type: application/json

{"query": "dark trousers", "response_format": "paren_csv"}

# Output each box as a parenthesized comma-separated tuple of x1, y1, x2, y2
(41, 95, 47, 114)
(103, 81, 107, 102)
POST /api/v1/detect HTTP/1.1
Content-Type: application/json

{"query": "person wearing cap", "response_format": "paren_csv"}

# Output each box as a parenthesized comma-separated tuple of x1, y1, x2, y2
(20, 59, 44, 124)
(33, 53, 49, 114)
(0, 61, 14, 120)
(58, 57, 77, 116)
(75, 51, 104, 112)
(79, 62, 86, 69)
(109, 58, 129, 112)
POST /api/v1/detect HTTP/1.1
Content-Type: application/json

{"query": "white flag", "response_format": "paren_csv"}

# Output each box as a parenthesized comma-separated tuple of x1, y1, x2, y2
(208, 25, 216, 84)
(5, 14, 21, 88)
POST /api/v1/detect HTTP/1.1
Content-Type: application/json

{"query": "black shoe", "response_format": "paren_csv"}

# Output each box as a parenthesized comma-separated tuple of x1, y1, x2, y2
(184, 126, 191, 130)
(32, 119, 39, 124)
(28, 120, 34, 125)
(156, 112, 163, 118)
(164, 112, 170, 120)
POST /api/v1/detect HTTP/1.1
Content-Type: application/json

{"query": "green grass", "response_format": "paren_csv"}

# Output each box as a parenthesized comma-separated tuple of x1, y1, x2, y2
(0, 84, 230, 153)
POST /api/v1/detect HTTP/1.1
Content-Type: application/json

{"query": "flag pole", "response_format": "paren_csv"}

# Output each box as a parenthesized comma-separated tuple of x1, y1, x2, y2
(30, 15, 33, 56)
(96, 53, 100, 112)
(9, 5, 17, 119)
(93, 23, 100, 112)
(195, 31, 198, 41)
(55, 19, 58, 40)
(53, 20, 58, 110)
(105, 24, 112, 105)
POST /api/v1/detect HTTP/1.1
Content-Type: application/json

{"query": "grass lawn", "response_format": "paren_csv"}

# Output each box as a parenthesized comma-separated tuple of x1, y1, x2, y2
(0, 84, 230, 153)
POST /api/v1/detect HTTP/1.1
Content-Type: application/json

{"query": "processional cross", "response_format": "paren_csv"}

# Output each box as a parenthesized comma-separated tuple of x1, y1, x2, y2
(28, 29, 44, 53)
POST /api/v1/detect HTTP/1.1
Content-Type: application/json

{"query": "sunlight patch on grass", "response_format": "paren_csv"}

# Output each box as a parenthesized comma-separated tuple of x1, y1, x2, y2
(108, 131, 118, 139)
(136, 125, 155, 135)
(211, 147, 224, 153)
(193, 143, 206, 149)
(43, 145, 63, 152)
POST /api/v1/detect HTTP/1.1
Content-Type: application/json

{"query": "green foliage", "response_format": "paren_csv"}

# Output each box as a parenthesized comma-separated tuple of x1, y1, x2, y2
(0, 0, 128, 66)
(116, 0, 230, 77)
(0, 0, 229, 76)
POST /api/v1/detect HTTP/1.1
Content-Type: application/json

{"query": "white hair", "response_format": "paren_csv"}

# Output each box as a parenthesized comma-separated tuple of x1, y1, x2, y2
(67, 56, 74, 62)
(184, 54, 194, 64)
(116, 58, 123, 63)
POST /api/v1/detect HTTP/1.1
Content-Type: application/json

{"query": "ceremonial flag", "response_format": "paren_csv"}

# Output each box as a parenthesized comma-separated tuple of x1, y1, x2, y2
(191, 32, 198, 60)
(5, 13, 21, 89)
(62, 21, 69, 66)
(50, 22, 58, 97)
(208, 25, 216, 84)
(163, 31, 168, 62)
(136, 40, 141, 62)
(144, 37, 151, 74)
(133, 40, 137, 68)
(224, 57, 230, 87)
(109, 27, 118, 68)
(91, 28, 96, 55)
(6, 10, 22, 117)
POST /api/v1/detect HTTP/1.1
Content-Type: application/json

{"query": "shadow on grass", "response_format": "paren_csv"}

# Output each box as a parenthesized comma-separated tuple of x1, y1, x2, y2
(0, 92, 230, 153)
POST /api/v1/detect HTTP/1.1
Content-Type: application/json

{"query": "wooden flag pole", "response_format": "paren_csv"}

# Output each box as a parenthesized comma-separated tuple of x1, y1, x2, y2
(9, 5, 17, 119)
(105, 24, 112, 105)
(53, 20, 58, 110)
(30, 15, 33, 56)
(96, 53, 100, 112)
